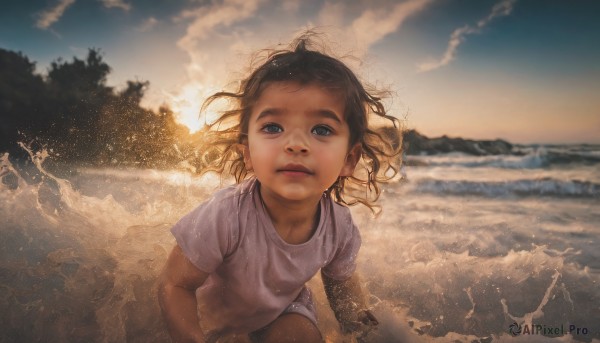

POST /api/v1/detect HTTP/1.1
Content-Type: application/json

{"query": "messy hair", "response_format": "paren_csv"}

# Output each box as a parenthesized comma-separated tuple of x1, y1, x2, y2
(198, 32, 402, 214)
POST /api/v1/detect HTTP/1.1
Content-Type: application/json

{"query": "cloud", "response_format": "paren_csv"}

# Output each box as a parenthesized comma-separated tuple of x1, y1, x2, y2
(100, 0, 131, 11)
(281, 0, 300, 13)
(168, 0, 266, 128)
(478, 0, 517, 28)
(35, 0, 131, 30)
(417, 0, 517, 73)
(35, 0, 76, 30)
(137, 17, 159, 32)
(167, 0, 429, 130)
(176, 0, 264, 80)
(176, 0, 263, 41)
(351, 0, 432, 49)
(314, 0, 432, 63)
(317, 2, 346, 28)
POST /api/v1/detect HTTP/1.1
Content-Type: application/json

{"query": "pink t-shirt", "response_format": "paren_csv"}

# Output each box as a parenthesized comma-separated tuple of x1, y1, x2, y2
(171, 178, 361, 334)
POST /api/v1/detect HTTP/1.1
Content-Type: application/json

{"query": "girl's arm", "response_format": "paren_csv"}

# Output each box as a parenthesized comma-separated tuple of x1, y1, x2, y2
(321, 271, 379, 334)
(158, 245, 210, 343)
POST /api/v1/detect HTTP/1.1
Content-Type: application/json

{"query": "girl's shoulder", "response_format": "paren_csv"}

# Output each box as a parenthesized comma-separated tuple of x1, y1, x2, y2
(172, 179, 259, 265)
(327, 197, 357, 229)
(319, 196, 360, 249)
(177, 178, 257, 230)
(203, 178, 258, 208)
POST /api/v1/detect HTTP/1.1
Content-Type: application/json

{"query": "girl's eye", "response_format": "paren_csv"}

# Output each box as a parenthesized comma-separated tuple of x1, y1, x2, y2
(312, 125, 332, 136)
(261, 123, 283, 134)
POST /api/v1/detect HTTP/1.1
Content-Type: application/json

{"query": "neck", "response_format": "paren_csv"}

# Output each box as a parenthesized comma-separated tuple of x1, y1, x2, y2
(258, 184, 321, 245)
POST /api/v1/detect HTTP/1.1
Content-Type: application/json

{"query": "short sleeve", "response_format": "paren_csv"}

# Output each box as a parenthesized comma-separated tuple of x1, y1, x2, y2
(322, 219, 362, 281)
(171, 192, 238, 273)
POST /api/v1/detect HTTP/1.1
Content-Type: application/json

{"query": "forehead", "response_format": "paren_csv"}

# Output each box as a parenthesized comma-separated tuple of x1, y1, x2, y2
(254, 81, 346, 113)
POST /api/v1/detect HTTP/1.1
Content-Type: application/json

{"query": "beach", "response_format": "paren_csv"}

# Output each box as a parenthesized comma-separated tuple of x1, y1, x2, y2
(1, 144, 599, 342)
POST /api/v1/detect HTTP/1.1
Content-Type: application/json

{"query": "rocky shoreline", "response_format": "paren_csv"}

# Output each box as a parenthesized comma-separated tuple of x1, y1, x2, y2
(402, 129, 519, 156)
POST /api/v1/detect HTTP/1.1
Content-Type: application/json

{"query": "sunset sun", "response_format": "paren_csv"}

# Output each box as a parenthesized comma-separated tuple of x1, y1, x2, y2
(168, 83, 221, 133)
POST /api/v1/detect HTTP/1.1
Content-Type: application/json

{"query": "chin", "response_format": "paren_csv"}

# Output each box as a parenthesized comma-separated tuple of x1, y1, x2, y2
(278, 191, 311, 202)
(275, 185, 317, 202)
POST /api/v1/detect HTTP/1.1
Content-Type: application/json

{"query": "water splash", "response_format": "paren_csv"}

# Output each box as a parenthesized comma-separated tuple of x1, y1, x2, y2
(1, 148, 208, 342)
(501, 270, 561, 328)
(1, 146, 599, 342)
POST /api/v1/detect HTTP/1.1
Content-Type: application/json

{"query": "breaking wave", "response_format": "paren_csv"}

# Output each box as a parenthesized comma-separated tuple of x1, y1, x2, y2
(1, 146, 599, 342)
(410, 178, 600, 198)
(407, 145, 600, 169)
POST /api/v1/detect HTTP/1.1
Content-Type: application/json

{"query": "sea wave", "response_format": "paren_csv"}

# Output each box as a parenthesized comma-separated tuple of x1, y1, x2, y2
(409, 177, 600, 198)
(406, 146, 600, 169)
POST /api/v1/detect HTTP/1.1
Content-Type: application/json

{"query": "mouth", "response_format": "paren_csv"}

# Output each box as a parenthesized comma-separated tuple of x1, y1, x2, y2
(277, 163, 313, 175)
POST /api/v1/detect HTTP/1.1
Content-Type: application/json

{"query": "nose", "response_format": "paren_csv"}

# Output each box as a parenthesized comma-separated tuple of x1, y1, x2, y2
(285, 130, 309, 154)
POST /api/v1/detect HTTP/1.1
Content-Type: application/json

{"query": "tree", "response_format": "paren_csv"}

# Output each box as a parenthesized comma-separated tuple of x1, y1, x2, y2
(47, 49, 111, 92)
(45, 49, 114, 163)
(0, 49, 46, 152)
(1, 48, 196, 172)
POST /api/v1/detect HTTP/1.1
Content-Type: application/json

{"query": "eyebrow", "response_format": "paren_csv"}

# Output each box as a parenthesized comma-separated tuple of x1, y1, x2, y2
(256, 108, 342, 123)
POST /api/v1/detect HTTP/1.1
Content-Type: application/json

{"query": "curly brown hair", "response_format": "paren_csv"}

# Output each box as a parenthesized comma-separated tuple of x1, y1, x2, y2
(198, 32, 402, 214)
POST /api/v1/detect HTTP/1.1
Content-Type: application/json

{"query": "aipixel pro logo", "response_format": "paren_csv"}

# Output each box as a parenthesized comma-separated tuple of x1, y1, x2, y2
(508, 322, 590, 336)
(509, 322, 522, 336)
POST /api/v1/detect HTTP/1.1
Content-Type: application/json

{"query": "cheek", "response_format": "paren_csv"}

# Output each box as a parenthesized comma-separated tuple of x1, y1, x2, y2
(247, 138, 274, 164)
(316, 142, 348, 164)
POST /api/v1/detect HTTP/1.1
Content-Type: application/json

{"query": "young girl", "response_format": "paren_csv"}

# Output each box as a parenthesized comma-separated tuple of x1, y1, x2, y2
(158, 33, 401, 343)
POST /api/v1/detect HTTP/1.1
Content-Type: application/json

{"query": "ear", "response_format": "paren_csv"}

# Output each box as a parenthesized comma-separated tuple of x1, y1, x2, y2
(236, 143, 253, 171)
(340, 143, 361, 177)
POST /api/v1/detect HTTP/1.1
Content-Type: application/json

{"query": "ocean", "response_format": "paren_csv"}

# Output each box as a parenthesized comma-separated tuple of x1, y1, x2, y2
(1, 144, 599, 342)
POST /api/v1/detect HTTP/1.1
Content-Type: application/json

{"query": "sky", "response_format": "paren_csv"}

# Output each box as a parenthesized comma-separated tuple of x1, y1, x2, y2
(1, 0, 599, 144)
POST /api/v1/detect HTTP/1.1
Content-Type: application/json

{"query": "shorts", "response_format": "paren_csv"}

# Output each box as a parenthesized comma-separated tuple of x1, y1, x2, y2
(281, 286, 318, 325)
(249, 287, 318, 341)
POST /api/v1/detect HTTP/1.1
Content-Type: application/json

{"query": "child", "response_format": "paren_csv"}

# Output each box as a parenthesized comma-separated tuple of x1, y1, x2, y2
(158, 33, 401, 343)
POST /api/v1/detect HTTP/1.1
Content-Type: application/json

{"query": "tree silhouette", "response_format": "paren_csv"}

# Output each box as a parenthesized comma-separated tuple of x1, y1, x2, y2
(43, 49, 115, 163)
(0, 49, 47, 152)
(0, 47, 194, 174)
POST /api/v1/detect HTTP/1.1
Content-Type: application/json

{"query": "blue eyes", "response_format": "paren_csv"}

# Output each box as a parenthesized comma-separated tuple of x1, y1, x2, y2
(262, 123, 283, 133)
(260, 123, 333, 136)
(311, 125, 332, 136)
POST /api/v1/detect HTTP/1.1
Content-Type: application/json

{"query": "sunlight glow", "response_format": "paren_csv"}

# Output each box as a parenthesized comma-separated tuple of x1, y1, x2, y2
(168, 82, 222, 133)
